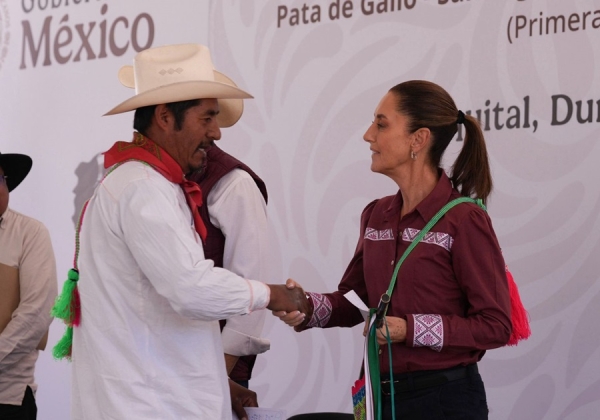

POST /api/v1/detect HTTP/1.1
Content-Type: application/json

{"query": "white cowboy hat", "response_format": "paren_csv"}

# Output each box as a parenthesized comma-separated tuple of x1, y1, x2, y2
(104, 44, 252, 127)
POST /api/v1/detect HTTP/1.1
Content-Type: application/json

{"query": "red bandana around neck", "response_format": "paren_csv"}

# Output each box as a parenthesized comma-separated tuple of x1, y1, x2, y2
(104, 132, 207, 241)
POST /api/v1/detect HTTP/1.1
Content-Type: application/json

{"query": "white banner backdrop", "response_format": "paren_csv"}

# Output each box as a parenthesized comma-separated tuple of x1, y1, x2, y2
(1, 0, 600, 419)
(0, 1, 210, 419)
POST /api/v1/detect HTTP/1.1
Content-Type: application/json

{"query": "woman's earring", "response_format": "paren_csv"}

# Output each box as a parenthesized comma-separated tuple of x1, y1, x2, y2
(411, 150, 417, 160)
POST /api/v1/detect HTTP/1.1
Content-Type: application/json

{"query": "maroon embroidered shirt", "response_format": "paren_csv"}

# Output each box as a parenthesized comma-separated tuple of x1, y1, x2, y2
(304, 172, 512, 374)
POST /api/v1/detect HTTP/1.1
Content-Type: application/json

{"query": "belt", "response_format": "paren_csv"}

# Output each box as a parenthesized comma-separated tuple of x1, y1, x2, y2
(380, 364, 478, 396)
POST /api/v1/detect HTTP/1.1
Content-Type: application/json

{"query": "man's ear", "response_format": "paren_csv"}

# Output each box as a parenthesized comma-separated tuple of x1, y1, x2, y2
(411, 127, 431, 154)
(153, 104, 172, 131)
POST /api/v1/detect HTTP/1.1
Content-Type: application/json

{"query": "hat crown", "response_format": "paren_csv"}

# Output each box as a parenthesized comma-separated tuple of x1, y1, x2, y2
(132, 44, 216, 94)
(105, 43, 252, 127)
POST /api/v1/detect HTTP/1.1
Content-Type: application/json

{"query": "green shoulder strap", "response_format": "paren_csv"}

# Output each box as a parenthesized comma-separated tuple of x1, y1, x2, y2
(375, 196, 486, 321)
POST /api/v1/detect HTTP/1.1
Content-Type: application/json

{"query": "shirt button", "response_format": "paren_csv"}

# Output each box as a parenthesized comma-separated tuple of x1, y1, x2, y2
(379, 349, 382, 354)
(391, 260, 394, 265)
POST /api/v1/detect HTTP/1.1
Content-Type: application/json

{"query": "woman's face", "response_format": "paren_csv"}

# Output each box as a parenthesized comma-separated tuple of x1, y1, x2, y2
(363, 92, 413, 176)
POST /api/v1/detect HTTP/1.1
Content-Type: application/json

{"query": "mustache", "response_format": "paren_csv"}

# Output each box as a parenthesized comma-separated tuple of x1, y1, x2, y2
(187, 145, 212, 178)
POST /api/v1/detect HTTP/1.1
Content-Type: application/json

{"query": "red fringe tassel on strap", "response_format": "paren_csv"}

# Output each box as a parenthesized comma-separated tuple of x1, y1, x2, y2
(506, 266, 531, 345)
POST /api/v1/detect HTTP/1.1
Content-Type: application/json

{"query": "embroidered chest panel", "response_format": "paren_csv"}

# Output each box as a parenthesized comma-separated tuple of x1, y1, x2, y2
(364, 226, 454, 252)
(401, 228, 454, 252)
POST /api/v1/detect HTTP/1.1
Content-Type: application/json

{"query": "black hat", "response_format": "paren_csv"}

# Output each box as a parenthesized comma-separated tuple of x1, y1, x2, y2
(0, 152, 33, 192)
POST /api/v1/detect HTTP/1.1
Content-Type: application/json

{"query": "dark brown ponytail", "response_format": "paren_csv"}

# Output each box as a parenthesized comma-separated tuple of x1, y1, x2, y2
(451, 114, 492, 203)
(389, 80, 493, 203)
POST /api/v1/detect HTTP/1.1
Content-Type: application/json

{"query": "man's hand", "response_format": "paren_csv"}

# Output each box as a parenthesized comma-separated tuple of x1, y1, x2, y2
(271, 279, 312, 330)
(229, 379, 258, 420)
(267, 278, 310, 315)
(225, 354, 239, 375)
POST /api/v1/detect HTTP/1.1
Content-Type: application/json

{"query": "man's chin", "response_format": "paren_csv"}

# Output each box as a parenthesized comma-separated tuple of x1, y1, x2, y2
(187, 158, 207, 177)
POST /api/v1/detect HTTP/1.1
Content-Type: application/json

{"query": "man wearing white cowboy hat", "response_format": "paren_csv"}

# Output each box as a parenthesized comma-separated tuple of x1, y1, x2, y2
(0, 152, 57, 420)
(63, 44, 309, 420)
(183, 60, 270, 396)
(187, 134, 270, 394)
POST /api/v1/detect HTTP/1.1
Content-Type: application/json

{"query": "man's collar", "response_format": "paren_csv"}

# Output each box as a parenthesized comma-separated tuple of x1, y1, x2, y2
(0, 207, 10, 229)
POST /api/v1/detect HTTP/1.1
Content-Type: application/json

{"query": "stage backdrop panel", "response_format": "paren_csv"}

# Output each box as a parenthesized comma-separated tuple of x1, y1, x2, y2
(207, 1, 600, 419)
(0, 0, 599, 419)
(0, 1, 210, 419)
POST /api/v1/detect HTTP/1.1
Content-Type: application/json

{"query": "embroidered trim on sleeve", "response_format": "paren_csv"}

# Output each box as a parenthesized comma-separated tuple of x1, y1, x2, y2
(306, 292, 333, 328)
(402, 228, 454, 251)
(413, 314, 443, 352)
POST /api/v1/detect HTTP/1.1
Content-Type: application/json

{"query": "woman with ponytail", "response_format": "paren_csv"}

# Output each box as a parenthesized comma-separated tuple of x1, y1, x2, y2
(276, 80, 522, 419)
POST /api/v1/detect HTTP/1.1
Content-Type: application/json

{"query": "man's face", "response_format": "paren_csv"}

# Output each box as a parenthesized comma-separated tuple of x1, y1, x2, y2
(0, 166, 8, 216)
(165, 99, 222, 175)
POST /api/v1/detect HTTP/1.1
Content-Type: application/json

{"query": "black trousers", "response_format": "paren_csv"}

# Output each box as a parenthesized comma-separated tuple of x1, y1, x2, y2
(0, 386, 37, 420)
(380, 367, 488, 420)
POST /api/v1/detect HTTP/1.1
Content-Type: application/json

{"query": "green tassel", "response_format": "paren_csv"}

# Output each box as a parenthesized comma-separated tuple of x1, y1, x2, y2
(53, 326, 73, 360)
(51, 269, 79, 321)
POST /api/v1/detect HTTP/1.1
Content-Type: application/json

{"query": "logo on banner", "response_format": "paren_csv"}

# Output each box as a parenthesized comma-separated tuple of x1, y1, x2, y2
(0, 0, 10, 72)
(19, 2, 155, 70)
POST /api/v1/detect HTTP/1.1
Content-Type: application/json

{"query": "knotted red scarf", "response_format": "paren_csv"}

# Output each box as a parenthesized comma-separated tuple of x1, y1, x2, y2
(104, 132, 207, 241)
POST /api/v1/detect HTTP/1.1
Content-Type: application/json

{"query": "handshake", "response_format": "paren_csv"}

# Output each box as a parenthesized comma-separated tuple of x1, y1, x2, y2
(266, 279, 312, 329)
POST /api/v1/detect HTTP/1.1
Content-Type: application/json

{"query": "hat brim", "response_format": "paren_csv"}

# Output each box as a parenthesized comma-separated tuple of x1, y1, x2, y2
(105, 73, 252, 128)
(0, 154, 32, 192)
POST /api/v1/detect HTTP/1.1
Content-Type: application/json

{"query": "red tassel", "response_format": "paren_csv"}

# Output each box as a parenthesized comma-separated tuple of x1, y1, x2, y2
(505, 266, 531, 345)
(352, 376, 366, 396)
(71, 286, 81, 327)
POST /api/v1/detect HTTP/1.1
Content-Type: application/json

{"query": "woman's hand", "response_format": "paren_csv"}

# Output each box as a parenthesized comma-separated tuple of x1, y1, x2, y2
(363, 316, 407, 345)
(272, 310, 305, 327)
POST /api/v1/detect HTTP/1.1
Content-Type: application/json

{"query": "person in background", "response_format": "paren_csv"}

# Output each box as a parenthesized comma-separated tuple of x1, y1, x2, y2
(62, 44, 309, 420)
(189, 140, 270, 392)
(275, 80, 512, 420)
(0, 151, 57, 420)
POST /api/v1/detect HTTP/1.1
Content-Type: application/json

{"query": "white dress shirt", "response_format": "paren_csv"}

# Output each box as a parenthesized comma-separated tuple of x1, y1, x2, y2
(0, 208, 56, 405)
(71, 161, 270, 420)
(208, 169, 270, 357)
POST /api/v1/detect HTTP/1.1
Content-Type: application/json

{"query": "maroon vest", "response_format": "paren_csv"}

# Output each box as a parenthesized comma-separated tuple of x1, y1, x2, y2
(188, 145, 268, 383)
